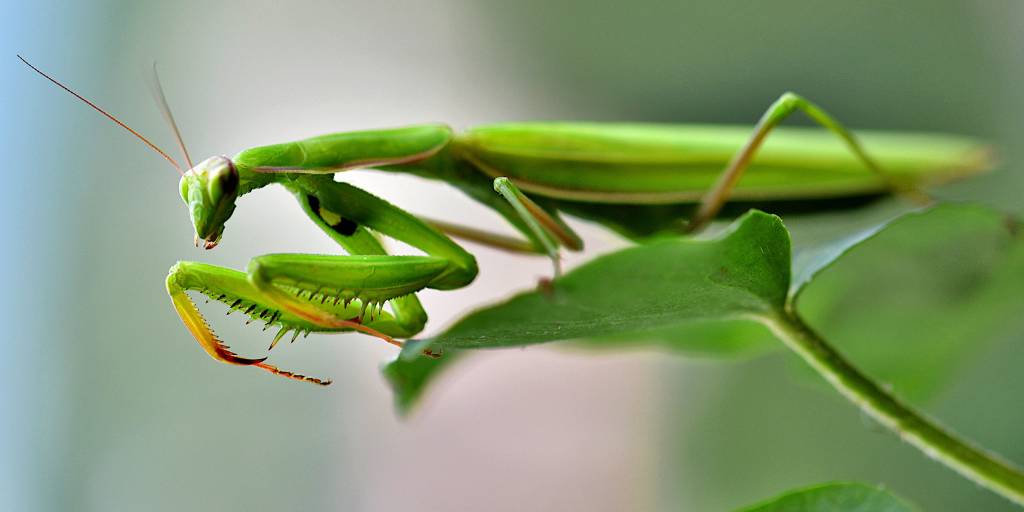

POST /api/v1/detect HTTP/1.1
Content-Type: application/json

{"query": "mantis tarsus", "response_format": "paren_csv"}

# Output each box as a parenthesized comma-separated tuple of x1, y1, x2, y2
(21, 56, 991, 385)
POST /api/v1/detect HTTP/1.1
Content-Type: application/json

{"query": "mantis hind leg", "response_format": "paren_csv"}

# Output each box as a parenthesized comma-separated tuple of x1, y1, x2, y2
(420, 216, 545, 255)
(688, 92, 920, 233)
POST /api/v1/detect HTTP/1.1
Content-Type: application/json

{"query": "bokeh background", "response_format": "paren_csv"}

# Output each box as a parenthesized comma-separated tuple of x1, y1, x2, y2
(3, 1, 1023, 510)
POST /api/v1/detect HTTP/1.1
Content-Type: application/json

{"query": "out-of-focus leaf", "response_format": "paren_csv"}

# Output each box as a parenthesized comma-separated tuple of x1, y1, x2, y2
(788, 208, 913, 303)
(621, 203, 1021, 399)
(795, 203, 1023, 398)
(737, 482, 916, 512)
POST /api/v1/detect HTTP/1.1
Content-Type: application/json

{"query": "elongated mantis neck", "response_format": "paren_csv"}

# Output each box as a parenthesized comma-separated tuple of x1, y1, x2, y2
(373, 144, 461, 180)
(232, 160, 281, 196)
(229, 136, 458, 197)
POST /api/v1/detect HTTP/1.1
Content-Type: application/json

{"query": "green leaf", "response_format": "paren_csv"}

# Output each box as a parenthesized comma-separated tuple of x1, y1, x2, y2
(409, 210, 790, 353)
(611, 199, 915, 358)
(386, 203, 1021, 410)
(737, 482, 916, 512)
(386, 210, 791, 414)
(381, 352, 458, 417)
(573, 318, 778, 359)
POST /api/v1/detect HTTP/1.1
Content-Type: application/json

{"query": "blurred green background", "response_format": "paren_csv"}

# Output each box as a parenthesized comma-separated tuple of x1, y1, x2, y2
(3, 1, 1023, 510)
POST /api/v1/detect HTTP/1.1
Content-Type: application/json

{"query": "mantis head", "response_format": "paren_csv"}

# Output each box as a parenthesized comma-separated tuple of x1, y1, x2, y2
(18, 56, 235, 249)
(180, 156, 240, 249)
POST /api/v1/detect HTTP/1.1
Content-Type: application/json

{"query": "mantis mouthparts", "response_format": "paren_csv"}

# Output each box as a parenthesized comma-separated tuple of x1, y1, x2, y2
(194, 234, 218, 250)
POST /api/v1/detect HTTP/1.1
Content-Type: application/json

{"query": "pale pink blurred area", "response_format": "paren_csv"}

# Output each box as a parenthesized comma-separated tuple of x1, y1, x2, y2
(341, 349, 666, 511)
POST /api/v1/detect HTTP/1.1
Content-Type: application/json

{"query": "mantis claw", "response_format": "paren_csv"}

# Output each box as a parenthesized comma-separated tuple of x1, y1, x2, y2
(253, 362, 332, 386)
(194, 234, 218, 250)
(167, 265, 329, 385)
(169, 285, 267, 366)
(222, 353, 268, 366)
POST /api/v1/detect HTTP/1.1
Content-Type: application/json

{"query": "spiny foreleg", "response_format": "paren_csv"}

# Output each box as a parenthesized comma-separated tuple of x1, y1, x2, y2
(166, 257, 447, 385)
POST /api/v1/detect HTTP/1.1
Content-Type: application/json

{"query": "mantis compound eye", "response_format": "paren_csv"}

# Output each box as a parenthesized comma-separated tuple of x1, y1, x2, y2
(206, 156, 239, 203)
(180, 155, 239, 249)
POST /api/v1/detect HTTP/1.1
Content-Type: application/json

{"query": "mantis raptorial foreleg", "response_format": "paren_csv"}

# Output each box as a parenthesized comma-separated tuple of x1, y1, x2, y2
(166, 257, 438, 385)
(289, 175, 478, 289)
(689, 92, 893, 232)
(166, 262, 335, 385)
(164, 175, 477, 383)
(245, 253, 448, 337)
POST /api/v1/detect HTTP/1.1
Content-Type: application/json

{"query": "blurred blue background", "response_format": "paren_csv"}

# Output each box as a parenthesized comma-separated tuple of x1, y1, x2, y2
(3, 1, 1023, 510)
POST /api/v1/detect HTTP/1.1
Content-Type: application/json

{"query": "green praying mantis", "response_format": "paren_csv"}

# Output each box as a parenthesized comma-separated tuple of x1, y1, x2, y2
(21, 56, 991, 385)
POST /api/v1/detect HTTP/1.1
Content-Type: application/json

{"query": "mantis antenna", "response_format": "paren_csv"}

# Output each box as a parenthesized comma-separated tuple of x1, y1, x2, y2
(148, 61, 194, 171)
(17, 54, 185, 175)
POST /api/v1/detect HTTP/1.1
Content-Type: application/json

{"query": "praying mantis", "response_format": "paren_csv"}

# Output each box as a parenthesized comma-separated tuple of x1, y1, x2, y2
(20, 56, 991, 385)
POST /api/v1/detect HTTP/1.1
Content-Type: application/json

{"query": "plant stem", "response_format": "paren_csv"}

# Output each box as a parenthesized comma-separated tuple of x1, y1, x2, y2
(763, 310, 1024, 507)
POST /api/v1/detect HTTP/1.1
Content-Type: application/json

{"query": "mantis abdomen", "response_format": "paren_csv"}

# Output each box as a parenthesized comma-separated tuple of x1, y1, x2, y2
(456, 123, 992, 203)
